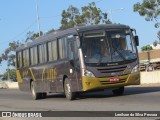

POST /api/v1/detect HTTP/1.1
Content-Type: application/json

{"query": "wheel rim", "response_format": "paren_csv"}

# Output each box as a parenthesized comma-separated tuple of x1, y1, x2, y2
(65, 83, 71, 97)
(31, 84, 36, 97)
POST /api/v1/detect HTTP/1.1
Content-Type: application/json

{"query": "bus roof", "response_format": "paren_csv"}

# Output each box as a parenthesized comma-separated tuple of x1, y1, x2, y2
(16, 24, 130, 51)
(74, 24, 129, 32)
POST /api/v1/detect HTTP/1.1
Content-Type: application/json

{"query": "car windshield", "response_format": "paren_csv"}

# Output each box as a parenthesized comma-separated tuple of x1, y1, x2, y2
(81, 29, 137, 64)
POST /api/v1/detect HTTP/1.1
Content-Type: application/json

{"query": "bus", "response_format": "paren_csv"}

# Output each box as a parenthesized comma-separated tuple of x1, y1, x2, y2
(16, 24, 140, 100)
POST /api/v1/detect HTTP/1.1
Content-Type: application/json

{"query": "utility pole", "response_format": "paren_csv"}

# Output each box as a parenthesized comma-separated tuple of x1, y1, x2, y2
(35, 0, 41, 37)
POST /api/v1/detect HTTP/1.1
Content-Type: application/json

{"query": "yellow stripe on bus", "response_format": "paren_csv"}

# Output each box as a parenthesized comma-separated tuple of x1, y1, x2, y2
(42, 68, 46, 80)
(29, 68, 36, 81)
(16, 70, 23, 83)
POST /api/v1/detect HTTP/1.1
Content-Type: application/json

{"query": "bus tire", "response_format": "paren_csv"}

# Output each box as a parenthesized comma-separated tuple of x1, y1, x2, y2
(31, 81, 41, 100)
(41, 93, 47, 99)
(112, 87, 124, 96)
(64, 78, 76, 100)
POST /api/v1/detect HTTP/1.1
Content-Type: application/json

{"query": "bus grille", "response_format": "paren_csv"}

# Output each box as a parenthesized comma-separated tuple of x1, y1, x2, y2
(97, 65, 127, 73)
(100, 78, 126, 85)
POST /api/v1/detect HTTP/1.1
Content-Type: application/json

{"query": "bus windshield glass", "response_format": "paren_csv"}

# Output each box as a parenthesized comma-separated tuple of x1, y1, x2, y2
(81, 29, 137, 64)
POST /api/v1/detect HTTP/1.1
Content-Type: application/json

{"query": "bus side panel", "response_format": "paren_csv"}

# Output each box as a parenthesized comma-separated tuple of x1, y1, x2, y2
(54, 60, 80, 93)
(31, 64, 57, 93)
(68, 63, 83, 92)
(76, 70, 83, 91)
(66, 60, 82, 92)
(52, 61, 65, 92)
(17, 68, 32, 92)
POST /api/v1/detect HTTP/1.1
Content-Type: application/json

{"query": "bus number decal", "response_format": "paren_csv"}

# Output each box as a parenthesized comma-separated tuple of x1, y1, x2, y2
(42, 68, 57, 81)
(22, 70, 29, 78)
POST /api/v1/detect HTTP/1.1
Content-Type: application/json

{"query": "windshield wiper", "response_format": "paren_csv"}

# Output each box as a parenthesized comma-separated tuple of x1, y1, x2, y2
(111, 45, 126, 61)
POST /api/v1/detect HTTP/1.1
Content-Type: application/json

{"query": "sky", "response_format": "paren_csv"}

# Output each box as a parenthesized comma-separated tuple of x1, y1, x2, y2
(0, 0, 159, 74)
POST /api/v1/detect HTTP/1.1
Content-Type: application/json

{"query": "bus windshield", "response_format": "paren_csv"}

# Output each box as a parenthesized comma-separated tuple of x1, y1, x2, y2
(81, 29, 137, 64)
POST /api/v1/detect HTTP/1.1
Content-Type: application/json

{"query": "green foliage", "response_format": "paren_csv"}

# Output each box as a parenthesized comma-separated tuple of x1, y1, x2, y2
(0, 32, 41, 67)
(25, 31, 43, 42)
(153, 40, 158, 46)
(0, 41, 21, 67)
(47, 29, 55, 34)
(3, 69, 16, 81)
(60, 5, 80, 29)
(134, 0, 160, 43)
(141, 45, 153, 51)
(134, 0, 160, 28)
(60, 2, 111, 29)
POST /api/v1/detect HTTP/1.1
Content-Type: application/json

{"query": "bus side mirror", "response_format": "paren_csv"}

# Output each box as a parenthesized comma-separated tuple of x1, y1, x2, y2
(134, 36, 139, 46)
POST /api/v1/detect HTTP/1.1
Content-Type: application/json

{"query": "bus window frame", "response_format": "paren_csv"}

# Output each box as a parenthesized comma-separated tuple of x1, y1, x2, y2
(16, 51, 23, 69)
(38, 43, 48, 65)
(47, 39, 58, 63)
(58, 36, 68, 61)
(30, 45, 38, 66)
(22, 48, 30, 68)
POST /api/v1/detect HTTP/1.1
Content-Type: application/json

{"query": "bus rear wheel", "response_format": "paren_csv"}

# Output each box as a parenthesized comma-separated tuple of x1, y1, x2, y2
(112, 87, 124, 96)
(31, 81, 42, 100)
(40, 93, 47, 99)
(64, 78, 76, 100)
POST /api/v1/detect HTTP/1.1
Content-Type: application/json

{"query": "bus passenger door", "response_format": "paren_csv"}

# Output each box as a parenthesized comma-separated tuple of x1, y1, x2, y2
(68, 38, 80, 92)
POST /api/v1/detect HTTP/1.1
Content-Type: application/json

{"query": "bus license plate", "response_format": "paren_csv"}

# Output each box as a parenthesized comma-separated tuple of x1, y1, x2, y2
(109, 77, 119, 82)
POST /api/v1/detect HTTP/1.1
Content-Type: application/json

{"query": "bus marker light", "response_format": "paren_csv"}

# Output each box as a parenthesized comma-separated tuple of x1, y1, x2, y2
(70, 69, 73, 73)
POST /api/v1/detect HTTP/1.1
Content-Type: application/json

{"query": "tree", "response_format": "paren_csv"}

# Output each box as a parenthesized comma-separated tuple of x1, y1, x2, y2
(134, 0, 160, 40)
(3, 69, 16, 81)
(0, 32, 41, 67)
(0, 41, 21, 67)
(60, 5, 80, 29)
(60, 2, 111, 29)
(25, 31, 43, 43)
(80, 2, 111, 25)
(47, 28, 55, 34)
(153, 40, 158, 46)
(134, 0, 160, 28)
(141, 45, 153, 51)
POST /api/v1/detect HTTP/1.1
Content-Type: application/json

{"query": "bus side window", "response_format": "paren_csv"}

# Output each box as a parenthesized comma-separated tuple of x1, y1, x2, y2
(17, 51, 22, 68)
(38, 44, 47, 64)
(59, 37, 67, 59)
(69, 41, 74, 60)
(48, 40, 57, 62)
(23, 49, 29, 67)
(30, 46, 38, 65)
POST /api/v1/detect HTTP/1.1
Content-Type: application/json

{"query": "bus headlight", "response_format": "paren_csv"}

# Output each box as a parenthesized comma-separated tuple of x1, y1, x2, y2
(84, 69, 95, 77)
(131, 64, 140, 74)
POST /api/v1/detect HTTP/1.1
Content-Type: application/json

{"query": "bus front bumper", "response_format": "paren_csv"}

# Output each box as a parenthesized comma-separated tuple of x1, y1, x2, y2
(82, 72, 140, 91)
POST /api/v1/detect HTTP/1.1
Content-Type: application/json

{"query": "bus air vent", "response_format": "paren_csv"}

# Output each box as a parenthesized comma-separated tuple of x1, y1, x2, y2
(83, 30, 105, 38)
(97, 65, 127, 73)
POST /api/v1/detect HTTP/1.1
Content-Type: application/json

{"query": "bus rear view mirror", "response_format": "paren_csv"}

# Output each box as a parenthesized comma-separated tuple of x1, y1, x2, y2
(134, 36, 139, 46)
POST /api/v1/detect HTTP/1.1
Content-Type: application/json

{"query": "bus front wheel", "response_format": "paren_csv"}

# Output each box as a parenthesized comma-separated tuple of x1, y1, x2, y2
(64, 78, 76, 100)
(112, 87, 124, 96)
